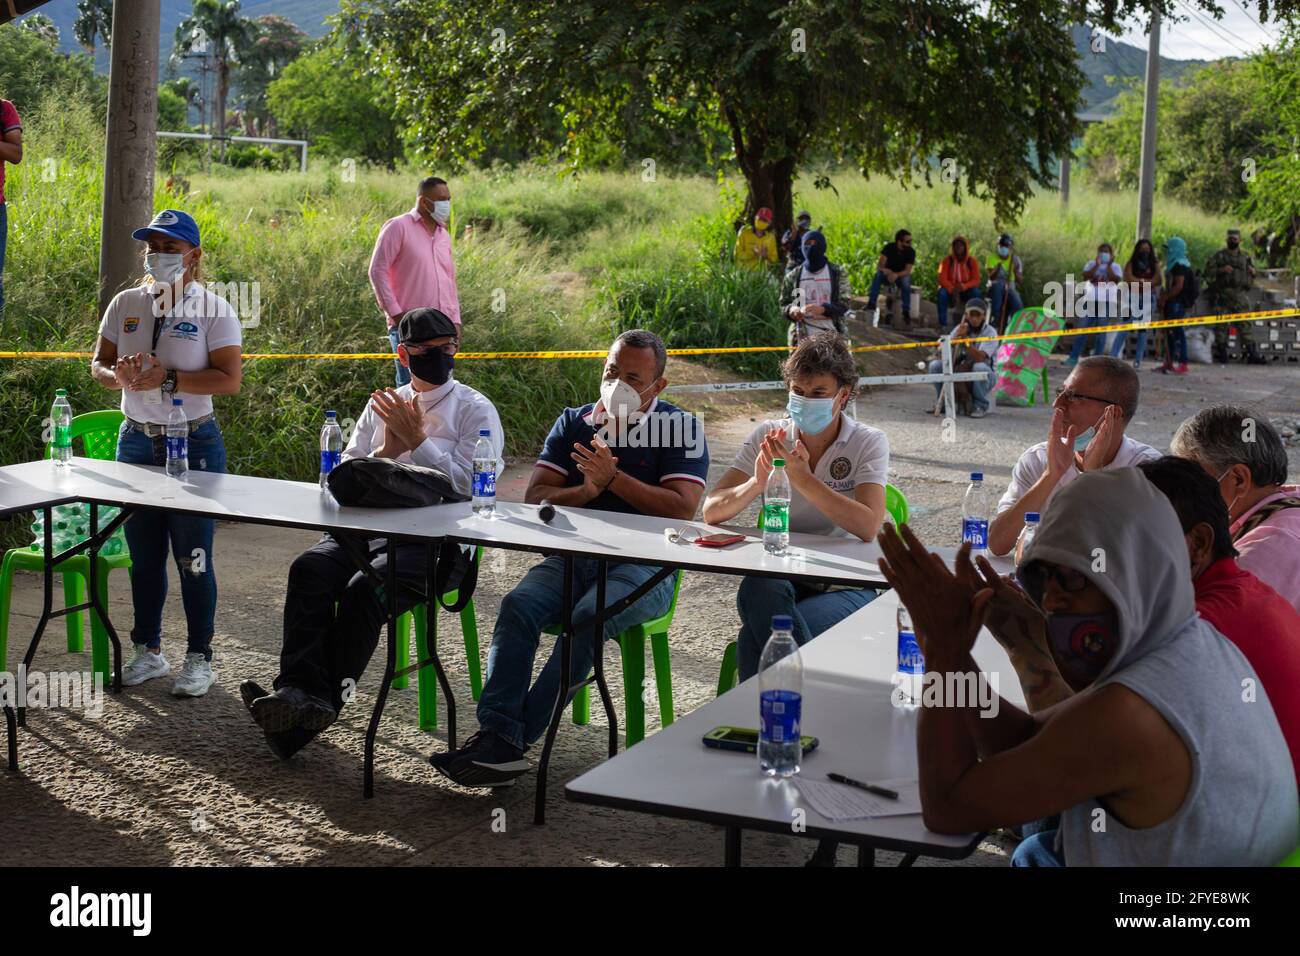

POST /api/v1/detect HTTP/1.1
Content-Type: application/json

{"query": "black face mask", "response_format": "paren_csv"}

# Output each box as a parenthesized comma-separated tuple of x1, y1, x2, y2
(407, 350, 454, 386)
(1227, 240, 1240, 250)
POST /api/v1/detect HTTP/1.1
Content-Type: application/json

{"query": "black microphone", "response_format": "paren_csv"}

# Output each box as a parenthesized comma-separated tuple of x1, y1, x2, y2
(538, 499, 556, 524)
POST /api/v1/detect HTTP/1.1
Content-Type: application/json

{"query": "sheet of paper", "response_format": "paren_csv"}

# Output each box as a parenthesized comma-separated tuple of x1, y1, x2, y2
(793, 776, 922, 821)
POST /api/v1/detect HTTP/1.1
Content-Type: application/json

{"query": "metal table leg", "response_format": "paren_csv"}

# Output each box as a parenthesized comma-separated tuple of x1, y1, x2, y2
(87, 503, 124, 692)
(725, 827, 743, 867)
(18, 506, 56, 729)
(363, 538, 400, 799)
(857, 845, 875, 867)
(534, 556, 574, 825)
(424, 541, 456, 751)
(590, 560, 618, 758)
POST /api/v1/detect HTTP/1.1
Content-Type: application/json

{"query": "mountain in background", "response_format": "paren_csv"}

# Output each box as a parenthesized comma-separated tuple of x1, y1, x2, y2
(18, 4, 1219, 116)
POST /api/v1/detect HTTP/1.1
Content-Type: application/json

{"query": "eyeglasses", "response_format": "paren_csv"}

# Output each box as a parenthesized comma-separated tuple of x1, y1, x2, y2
(404, 341, 458, 356)
(1054, 386, 1112, 406)
(1023, 562, 1090, 593)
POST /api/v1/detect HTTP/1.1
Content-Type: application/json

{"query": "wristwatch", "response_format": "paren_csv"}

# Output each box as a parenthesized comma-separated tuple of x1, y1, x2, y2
(161, 369, 178, 395)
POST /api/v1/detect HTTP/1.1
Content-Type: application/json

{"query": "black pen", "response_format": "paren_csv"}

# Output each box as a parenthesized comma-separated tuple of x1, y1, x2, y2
(828, 772, 898, 800)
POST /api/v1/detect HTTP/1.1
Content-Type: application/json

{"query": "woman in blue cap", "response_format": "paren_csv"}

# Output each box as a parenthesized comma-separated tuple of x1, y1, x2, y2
(89, 209, 243, 696)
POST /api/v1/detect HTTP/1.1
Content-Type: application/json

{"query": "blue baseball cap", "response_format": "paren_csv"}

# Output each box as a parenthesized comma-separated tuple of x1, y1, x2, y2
(131, 209, 201, 247)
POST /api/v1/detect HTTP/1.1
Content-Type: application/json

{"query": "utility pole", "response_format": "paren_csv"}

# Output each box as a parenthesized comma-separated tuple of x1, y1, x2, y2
(1060, 154, 1071, 206)
(1136, 5, 1161, 242)
(98, 0, 162, 318)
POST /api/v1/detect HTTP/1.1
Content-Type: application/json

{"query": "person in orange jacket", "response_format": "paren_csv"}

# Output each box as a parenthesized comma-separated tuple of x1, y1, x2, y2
(937, 235, 981, 330)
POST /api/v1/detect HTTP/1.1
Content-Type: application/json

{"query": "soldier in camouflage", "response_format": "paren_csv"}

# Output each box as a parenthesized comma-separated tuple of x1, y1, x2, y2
(1205, 228, 1261, 363)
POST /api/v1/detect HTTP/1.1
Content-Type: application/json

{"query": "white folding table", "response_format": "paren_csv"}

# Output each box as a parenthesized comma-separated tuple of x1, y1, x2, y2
(565, 586, 1026, 865)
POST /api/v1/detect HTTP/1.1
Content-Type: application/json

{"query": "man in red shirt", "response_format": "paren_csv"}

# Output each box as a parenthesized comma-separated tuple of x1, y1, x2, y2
(1140, 456, 1300, 789)
(0, 97, 23, 321)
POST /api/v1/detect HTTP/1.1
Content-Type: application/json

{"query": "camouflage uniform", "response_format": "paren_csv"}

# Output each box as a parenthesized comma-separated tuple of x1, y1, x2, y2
(1204, 244, 1256, 348)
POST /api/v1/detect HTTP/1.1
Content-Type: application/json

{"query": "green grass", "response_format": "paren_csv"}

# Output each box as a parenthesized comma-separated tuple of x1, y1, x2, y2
(1, 95, 1239, 489)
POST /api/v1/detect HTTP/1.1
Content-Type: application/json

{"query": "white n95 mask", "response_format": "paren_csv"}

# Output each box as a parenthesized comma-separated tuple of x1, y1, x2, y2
(600, 377, 648, 420)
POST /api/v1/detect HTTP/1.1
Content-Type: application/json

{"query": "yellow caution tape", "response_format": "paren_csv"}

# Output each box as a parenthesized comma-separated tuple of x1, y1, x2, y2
(2, 308, 1296, 361)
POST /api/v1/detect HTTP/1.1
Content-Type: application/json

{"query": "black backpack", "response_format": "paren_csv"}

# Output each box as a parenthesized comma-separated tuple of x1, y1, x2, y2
(1178, 267, 1200, 308)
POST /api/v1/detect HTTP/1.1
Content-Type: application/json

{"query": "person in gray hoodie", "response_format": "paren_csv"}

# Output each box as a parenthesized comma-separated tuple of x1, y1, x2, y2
(877, 466, 1298, 866)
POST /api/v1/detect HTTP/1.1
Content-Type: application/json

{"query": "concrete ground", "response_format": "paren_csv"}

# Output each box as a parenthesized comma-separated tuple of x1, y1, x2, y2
(2, 358, 1296, 867)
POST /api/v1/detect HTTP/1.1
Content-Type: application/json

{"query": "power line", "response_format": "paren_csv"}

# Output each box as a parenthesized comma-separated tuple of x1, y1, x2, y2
(1174, 0, 1259, 57)
(1227, 0, 1280, 44)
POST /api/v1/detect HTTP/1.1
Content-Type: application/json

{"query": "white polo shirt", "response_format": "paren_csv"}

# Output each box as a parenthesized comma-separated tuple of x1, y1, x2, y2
(995, 433, 1162, 516)
(98, 281, 242, 424)
(733, 414, 890, 538)
(343, 378, 504, 497)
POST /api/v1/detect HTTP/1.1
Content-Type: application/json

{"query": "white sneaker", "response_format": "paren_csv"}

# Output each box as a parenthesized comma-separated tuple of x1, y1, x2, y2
(122, 645, 171, 686)
(970, 407, 989, 419)
(172, 653, 215, 698)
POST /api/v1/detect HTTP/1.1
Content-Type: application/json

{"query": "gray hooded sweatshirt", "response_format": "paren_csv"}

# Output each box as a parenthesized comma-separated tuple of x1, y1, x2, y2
(1026, 467, 1298, 866)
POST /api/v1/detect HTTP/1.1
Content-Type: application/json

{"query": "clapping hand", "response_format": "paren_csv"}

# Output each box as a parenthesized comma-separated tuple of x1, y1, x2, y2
(1045, 407, 1078, 480)
(573, 435, 619, 494)
(877, 525, 993, 665)
(371, 388, 425, 453)
(1079, 404, 1124, 472)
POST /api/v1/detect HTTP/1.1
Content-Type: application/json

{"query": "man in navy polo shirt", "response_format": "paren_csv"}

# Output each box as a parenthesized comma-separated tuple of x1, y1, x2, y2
(432, 329, 709, 787)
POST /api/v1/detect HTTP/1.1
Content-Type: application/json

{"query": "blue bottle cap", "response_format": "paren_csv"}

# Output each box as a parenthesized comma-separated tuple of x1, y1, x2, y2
(173, 398, 183, 406)
(970, 471, 983, 481)
(771, 615, 794, 631)
(326, 409, 337, 418)
(479, 428, 491, 437)
(1025, 512, 1040, 522)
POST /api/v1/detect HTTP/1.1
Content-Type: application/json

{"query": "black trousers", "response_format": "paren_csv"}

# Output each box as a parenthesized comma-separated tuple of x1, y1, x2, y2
(276, 534, 431, 711)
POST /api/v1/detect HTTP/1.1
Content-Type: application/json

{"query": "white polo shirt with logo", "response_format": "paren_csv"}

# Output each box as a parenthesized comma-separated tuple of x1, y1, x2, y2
(98, 281, 242, 424)
(733, 414, 890, 538)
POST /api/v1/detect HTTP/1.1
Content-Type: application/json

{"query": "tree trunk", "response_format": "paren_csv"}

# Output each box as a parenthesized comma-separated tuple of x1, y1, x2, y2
(740, 159, 796, 257)
(217, 59, 229, 161)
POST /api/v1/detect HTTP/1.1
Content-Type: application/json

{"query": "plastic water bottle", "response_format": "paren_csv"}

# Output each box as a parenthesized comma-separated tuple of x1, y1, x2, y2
(762, 459, 791, 555)
(166, 398, 188, 478)
(1015, 511, 1040, 566)
(319, 410, 344, 490)
(472, 428, 497, 517)
(758, 614, 803, 777)
(894, 604, 925, 706)
(50, 389, 73, 467)
(961, 471, 990, 556)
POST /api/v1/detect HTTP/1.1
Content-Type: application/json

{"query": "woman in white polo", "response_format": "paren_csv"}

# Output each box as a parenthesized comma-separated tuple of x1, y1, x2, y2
(89, 209, 243, 697)
(703, 333, 891, 680)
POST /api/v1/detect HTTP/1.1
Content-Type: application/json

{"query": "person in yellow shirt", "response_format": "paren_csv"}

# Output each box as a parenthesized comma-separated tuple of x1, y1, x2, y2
(735, 207, 778, 269)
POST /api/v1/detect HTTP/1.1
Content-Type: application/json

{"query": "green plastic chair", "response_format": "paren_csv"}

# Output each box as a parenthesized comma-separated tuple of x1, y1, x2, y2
(714, 482, 911, 695)
(391, 546, 483, 732)
(0, 409, 131, 683)
(549, 569, 684, 748)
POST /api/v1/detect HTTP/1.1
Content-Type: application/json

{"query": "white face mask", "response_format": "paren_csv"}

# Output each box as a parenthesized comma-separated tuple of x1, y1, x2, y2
(144, 251, 187, 283)
(430, 199, 451, 224)
(600, 377, 650, 420)
(1216, 467, 1244, 519)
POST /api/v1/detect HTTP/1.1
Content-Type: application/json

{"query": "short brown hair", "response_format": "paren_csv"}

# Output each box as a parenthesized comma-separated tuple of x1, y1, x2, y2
(782, 332, 857, 397)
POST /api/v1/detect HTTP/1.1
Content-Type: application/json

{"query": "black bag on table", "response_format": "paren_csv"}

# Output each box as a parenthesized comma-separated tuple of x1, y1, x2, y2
(325, 457, 478, 610)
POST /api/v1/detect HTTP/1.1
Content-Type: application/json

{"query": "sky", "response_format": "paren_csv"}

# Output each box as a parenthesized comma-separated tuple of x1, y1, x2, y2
(1116, 1, 1285, 59)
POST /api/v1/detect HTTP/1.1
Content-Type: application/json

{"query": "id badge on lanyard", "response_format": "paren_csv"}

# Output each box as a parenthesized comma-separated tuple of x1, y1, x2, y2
(141, 302, 171, 407)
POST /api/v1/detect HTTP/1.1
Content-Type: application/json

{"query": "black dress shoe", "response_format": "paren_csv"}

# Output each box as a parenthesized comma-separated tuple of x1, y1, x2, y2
(250, 686, 337, 734)
(239, 679, 270, 713)
(263, 725, 319, 761)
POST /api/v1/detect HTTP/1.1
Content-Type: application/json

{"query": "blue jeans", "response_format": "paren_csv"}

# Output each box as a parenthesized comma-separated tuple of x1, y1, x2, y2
(476, 555, 676, 750)
(736, 576, 877, 681)
(1011, 829, 1065, 867)
(1164, 301, 1188, 364)
(986, 280, 1022, 325)
(387, 327, 410, 387)
(867, 271, 912, 316)
(928, 359, 995, 412)
(1066, 314, 1111, 363)
(0, 202, 7, 318)
(116, 419, 227, 658)
(936, 287, 976, 329)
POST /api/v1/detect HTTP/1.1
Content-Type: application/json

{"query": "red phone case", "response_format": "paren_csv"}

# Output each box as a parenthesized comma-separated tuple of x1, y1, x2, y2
(696, 534, 745, 548)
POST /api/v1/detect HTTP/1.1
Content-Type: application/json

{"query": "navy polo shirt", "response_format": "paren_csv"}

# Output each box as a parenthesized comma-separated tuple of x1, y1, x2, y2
(536, 399, 710, 515)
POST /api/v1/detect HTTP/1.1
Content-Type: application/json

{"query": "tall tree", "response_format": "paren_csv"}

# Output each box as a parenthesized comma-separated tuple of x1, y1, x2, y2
(338, 1, 1300, 234)
(19, 13, 60, 47)
(234, 14, 307, 136)
(73, 0, 113, 53)
(173, 0, 256, 156)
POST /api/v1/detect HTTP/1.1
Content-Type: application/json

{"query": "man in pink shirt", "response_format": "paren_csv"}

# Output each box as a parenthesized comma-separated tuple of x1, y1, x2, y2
(0, 97, 23, 321)
(1173, 405, 1300, 613)
(368, 176, 460, 385)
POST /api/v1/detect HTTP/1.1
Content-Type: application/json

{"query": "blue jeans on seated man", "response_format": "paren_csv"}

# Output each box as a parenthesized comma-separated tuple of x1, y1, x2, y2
(936, 286, 976, 329)
(116, 419, 226, 660)
(1011, 828, 1065, 867)
(928, 359, 995, 412)
(986, 280, 1022, 326)
(736, 576, 877, 681)
(387, 327, 411, 387)
(476, 555, 676, 751)
(867, 271, 912, 318)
